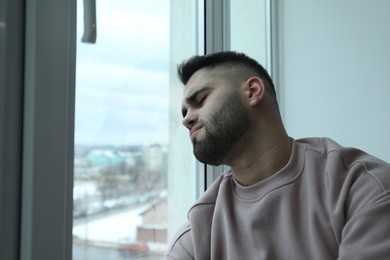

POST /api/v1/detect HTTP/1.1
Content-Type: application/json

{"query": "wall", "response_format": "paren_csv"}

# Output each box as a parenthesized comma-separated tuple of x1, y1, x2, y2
(275, 0, 390, 162)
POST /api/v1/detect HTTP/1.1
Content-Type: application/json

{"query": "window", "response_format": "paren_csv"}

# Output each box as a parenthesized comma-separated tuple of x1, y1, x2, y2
(73, 0, 200, 259)
(10, 1, 271, 259)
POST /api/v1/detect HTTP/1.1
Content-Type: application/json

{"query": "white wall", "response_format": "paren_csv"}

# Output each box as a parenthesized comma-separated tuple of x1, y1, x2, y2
(275, 0, 390, 162)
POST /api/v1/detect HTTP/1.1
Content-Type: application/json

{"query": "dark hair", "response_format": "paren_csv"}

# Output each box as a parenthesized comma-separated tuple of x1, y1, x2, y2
(177, 51, 278, 104)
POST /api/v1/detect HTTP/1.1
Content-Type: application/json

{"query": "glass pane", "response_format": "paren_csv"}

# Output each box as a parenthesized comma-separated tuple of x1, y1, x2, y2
(73, 1, 199, 259)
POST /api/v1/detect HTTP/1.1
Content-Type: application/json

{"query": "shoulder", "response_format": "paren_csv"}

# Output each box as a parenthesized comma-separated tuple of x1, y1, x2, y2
(297, 137, 390, 185)
(165, 172, 233, 259)
(297, 137, 390, 215)
(189, 171, 233, 209)
(165, 223, 194, 260)
(186, 171, 233, 224)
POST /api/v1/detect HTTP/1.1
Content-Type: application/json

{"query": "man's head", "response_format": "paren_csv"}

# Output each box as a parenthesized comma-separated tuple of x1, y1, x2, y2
(178, 51, 278, 107)
(178, 51, 279, 165)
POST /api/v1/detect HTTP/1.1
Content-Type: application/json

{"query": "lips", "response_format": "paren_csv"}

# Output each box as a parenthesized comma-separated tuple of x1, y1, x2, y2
(190, 124, 203, 140)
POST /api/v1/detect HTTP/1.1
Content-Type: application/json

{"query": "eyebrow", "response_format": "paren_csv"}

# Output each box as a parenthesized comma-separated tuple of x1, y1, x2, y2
(181, 86, 211, 117)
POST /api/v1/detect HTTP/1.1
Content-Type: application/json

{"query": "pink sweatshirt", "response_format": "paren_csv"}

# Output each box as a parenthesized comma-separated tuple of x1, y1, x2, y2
(165, 138, 390, 260)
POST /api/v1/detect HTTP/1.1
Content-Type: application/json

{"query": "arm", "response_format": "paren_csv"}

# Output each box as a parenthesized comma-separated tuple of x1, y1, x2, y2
(338, 193, 390, 259)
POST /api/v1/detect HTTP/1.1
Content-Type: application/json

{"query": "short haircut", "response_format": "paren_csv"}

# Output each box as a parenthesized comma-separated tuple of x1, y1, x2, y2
(177, 51, 278, 105)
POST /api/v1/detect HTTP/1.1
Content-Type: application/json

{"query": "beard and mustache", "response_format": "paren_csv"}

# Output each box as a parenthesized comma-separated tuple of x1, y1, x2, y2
(192, 91, 251, 165)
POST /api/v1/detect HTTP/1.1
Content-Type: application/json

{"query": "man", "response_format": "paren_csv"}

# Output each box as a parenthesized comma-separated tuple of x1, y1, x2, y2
(165, 51, 390, 259)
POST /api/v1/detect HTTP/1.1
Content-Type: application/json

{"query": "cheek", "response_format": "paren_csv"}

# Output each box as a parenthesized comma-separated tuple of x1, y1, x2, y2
(200, 91, 230, 123)
(201, 103, 219, 122)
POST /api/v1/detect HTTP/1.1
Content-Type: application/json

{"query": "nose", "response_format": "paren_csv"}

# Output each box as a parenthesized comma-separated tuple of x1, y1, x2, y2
(182, 110, 198, 130)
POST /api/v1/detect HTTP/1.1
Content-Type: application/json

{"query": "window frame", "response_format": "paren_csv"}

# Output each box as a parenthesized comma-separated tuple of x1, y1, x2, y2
(19, 0, 76, 259)
(203, 0, 231, 188)
(203, 0, 273, 187)
(1, 0, 272, 258)
(0, 0, 24, 259)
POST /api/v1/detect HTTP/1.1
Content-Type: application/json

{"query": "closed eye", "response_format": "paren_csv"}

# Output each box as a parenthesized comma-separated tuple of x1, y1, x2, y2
(182, 86, 211, 117)
(197, 95, 207, 106)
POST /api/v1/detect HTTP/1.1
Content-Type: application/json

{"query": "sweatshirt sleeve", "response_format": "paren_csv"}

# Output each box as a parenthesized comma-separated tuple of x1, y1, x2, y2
(165, 223, 195, 260)
(338, 193, 390, 259)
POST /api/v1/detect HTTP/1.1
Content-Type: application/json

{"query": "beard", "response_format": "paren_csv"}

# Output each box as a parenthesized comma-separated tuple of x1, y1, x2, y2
(193, 91, 251, 165)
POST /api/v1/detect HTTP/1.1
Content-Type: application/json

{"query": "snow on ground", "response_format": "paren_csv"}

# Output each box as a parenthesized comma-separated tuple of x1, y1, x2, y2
(73, 204, 150, 243)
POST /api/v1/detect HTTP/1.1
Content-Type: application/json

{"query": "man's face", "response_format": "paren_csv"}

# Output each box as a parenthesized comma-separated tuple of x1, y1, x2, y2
(181, 68, 251, 165)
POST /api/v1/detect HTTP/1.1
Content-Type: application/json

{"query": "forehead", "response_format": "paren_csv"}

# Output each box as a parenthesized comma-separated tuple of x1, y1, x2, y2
(184, 69, 211, 93)
(183, 68, 225, 97)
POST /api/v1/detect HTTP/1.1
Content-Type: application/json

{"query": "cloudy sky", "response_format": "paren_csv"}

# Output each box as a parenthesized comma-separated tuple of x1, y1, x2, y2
(75, 0, 170, 146)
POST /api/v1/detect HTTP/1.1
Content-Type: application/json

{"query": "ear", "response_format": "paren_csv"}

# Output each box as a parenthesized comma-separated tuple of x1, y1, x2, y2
(244, 76, 266, 106)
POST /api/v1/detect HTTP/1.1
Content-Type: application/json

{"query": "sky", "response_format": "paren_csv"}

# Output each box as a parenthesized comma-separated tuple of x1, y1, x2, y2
(75, 0, 170, 147)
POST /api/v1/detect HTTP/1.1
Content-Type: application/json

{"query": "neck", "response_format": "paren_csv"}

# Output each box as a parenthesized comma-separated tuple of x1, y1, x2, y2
(227, 126, 292, 186)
